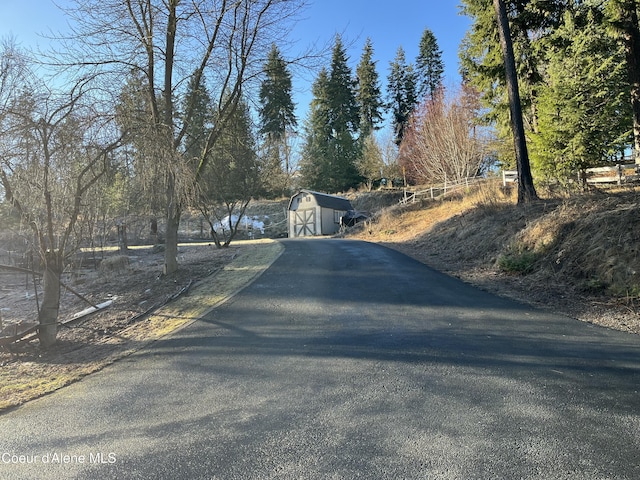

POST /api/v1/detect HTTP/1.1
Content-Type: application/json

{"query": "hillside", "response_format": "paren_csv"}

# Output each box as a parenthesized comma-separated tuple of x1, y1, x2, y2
(343, 182, 640, 335)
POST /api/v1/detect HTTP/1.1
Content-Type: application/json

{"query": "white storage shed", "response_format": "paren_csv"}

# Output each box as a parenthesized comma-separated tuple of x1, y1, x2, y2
(288, 190, 354, 237)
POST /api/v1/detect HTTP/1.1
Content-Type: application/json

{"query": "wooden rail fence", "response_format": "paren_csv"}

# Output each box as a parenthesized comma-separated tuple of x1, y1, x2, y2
(503, 164, 640, 187)
(400, 177, 484, 205)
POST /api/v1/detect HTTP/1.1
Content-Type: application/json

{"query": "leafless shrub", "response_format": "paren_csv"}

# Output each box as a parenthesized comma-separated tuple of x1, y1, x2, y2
(399, 85, 493, 186)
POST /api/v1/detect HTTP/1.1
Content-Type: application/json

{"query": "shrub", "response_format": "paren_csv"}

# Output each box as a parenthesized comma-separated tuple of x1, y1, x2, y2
(497, 246, 538, 274)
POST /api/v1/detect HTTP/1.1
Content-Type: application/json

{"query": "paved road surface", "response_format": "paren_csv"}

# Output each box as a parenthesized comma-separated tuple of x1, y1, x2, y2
(1, 239, 639, 479)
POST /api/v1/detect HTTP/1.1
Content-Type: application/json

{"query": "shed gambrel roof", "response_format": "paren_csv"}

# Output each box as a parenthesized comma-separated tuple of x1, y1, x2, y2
(288, 190, 353, 211)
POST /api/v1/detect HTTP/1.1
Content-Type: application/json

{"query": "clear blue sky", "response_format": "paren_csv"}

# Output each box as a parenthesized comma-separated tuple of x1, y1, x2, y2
(1, 0, 471, 124)
(290, 1, 469, 83)
(289, 1, 470, 121)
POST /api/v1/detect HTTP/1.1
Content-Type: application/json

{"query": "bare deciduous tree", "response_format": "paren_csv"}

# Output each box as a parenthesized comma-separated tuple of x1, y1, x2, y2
(357, 134, 384, 191)
(399, 85, 490, 186)
(56, 0, 306, 275)
(0, 43, 121, 347)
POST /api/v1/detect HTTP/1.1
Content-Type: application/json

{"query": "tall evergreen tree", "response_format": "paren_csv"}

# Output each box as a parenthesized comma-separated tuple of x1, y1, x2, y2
(416, 28, 444, 99)
(531, 7, 631, 183)
(356, 38, 384, 138)
(183, 71, 213, 164)
(199, 97, 261, 247)
(327, 35, 360, 135)
(258, 44, 297, 196)
(493, 0, 538, 203)
(461, 0, 637, 184)
(301, 68, 333, 191)
(387, 47, 418, 145)
(606, 0, 640, 164)
(459, 0, 567, 166)
(259, 44, 297, 143)
(301, 36, 362, 192)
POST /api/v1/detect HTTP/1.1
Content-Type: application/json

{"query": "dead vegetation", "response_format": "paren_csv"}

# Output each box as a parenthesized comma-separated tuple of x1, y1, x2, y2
(0, 244, 241, 410)
(346, 181, 640, 334)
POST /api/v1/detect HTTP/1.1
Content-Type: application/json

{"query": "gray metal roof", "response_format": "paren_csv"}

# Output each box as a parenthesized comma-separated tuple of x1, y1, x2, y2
(288, 190, 353, 211)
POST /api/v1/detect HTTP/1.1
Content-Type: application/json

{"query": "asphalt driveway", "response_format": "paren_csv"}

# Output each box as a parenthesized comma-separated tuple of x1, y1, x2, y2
(1, 238, 639, 479)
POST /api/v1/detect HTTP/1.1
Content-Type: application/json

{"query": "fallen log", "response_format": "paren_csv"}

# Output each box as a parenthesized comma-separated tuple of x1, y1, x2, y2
(0, 299, 116, 347)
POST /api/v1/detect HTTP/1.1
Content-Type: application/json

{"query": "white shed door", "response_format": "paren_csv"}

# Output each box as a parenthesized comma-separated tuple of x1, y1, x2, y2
(294, 209, 316, 237)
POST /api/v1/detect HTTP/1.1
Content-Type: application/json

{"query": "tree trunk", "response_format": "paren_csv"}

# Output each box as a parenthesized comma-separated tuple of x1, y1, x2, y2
(164, 208, 180, 275)
(117, 223, 128, 254)
(163, 158, 180, 275)
(493, 0, 538, 204)
(38, 251, 62, 348)
(621, 3, 640, 164)
(150, 217, 159, 245)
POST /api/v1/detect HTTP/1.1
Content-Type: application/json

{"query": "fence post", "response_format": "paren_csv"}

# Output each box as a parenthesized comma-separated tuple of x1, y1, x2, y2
(617, 164, 623, 185)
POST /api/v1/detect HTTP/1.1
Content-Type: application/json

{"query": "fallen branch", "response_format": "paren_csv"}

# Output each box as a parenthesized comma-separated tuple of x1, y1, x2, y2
(1, 278, 195, 348)
(59, 279, 100, 310)
(69, 299, 116, 321)
(0, 323, 39, 347)
(166, 279, 193, 302)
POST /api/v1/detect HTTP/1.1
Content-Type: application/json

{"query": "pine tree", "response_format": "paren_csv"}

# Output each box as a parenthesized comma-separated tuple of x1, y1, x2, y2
(387, 47, 418, 145)
(183, 71, 213, 164)
(531, 7, 631, 182)
(301, 37, 362, 193)
(416, 28, 444, 99)
(300, 68, 332, 191)
(199, 97, 260, 247)
(259, 45, 297, 143)
(606, 0, 640, 164)
(258, 44, 297, 196)
(493, 0, 538, 203)
(327, 35, 360, 135)
(459, 0, 567, 166)
(356, 38, 384, 138)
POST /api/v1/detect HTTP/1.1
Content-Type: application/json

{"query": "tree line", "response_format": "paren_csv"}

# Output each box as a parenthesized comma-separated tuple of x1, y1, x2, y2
(460, 0, 640, 189)
(300, 30, 449, 193)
